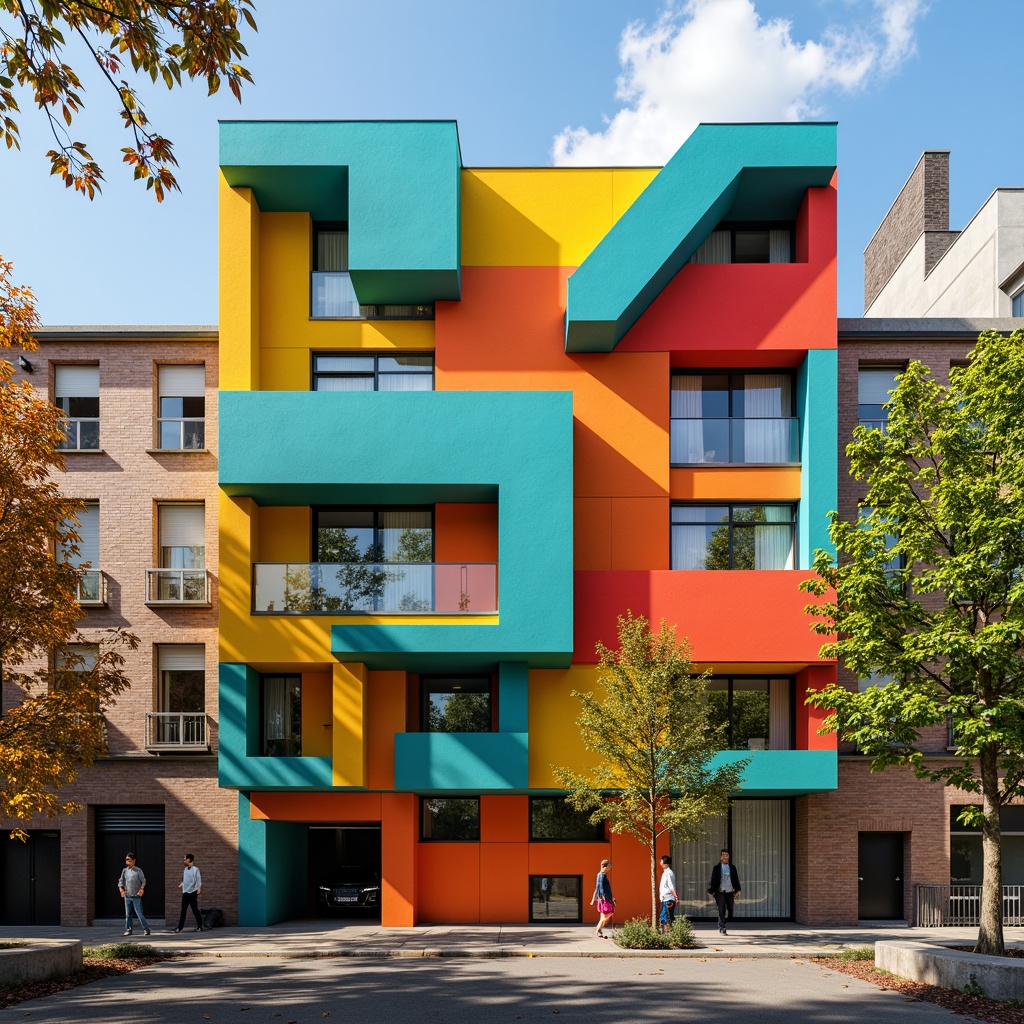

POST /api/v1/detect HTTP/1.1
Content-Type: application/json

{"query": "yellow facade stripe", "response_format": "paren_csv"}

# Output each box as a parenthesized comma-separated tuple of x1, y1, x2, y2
(218, 179, 261, 392)
(333, 661, 367, 787)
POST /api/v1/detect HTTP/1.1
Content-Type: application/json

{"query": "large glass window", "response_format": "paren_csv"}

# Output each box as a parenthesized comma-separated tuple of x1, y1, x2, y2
(422, 677, 492, 733)
(858, 367, 901, 430)
(421, 798, 480, 841)
(262, 675, 301, 756)
(529, 876, 583, 922)
(157, 365, 205, 450)
(673, 800, 792, 919)
(689, 224, 793, 264)
(670, 372, 797, 465)
(54, 365, 99, 450)
(951, 805, 1024, 885)
(312, 353, 434, 392)
(671, 504, 796, 570)
(54, 643, 98, 686)
(154, 644, 206, 746)
(706, 678, 792, 750)
(529, 798, 604, 841)
(1013, 290, 1024, 317)
(152, 503, 206, 602)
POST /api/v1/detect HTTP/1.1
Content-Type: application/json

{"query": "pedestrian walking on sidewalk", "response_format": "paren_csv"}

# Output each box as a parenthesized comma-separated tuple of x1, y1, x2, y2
(172, 853, 204, 932)
(658, 855, 678, 933)
(118, 852, 151, 936)
(708, 848, 741, 935)
(591, 859, 615, 938)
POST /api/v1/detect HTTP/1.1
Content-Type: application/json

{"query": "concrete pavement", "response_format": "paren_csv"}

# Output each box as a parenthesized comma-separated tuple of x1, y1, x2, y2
(0, 919, 1012, 958)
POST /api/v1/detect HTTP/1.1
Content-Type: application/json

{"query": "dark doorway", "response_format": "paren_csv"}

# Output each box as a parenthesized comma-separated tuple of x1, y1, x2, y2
(0, 830, 61, 925)
(94, 806, 165, 920)
(307, 824, 382, 918)
(858, 831, 904, 920)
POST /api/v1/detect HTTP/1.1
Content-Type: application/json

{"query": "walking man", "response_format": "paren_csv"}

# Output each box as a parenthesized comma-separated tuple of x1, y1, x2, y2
(658, 855, 678, 933)
(118, 852, 151, 936)
(173, 853, 204, 932)
(708, 848, 741, 935)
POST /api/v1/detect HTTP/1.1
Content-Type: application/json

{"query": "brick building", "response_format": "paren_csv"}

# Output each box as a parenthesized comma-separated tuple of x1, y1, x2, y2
(0, 327, 238, 927)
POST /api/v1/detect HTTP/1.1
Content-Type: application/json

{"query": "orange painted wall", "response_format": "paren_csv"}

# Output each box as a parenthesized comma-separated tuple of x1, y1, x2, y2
(796, 665, 837, 751)
(479, 843, 529, 922)
(417, 844, 481, 922)
(435, 503, 498, 562)
(481, 796, 528, 843)
(382, 793, 418, 927)
(670, 467, 802, 502)
(366, 671, 406, 790)
(248, 792, 382, 821)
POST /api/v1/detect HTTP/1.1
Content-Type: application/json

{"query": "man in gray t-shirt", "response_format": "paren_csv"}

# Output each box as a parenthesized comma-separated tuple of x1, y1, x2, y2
(117, 853, 151, 935)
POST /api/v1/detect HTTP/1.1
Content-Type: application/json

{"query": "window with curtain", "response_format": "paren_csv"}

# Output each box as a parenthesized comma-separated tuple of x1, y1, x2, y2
(54, 364, 100, 450)
(858, 367, 901, 430)
(671, 504, 796, 570)
(158, 504, 205, 569)
(688, 224, 793, 264)
(670, 372, 796, 464)
(706, 677, 793, 750)
(58, 502, 101, 602)
(312, 353, 434, 391)
(157, 365, 205, 450)
(262, 675, 301, 756)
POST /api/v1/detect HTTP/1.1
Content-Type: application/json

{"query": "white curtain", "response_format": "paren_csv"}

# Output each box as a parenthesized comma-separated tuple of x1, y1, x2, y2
(732, 800, 791, 917)
(743, 374, 791, 463)
(671, 525, 710, 570)
(689, 230, 731, 264)
(671, 813, 728, 917)
(317, 230, 348, 271)
(670, 376, 705, 463)
(753, 506, 794, 569)
(769, 679, 791, 750)
(769, 229, 791, 263)
(378, 373, 432, 392)
(264, 676, 288, 742)
(379, 511, 432, 611)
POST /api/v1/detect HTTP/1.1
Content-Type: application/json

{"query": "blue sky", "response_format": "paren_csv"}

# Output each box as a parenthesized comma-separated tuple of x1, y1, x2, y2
(2, 0, 1021, 324)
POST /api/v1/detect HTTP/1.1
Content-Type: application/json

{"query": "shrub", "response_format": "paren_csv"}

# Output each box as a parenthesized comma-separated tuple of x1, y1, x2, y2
(667, 914, 700, 949)
(614, 918, 667, 950)
(838, 946, 875, 962)
(0, 941, 26, 949)
(83, 943, 164, 960)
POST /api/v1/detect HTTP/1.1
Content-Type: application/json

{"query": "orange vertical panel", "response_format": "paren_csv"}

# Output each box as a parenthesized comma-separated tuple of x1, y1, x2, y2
(574, 498, 612, 570)
(796, 665, 837, 751)
(609, 831, 656, 924)
(479, 843, 529, 922)
(381, 793, 417, 927)
(481, 796, 528, 843)
(435, 503, 499, 562)
(301, 670, 333, 757)
(367, 670, 406, 790)
(417, 844, 480, 922)
(611, 497, 669, 570)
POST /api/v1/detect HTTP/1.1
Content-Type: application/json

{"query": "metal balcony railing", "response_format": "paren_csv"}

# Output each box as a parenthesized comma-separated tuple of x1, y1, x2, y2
(915, 883, 1024, 926)
(145, 712, 209, 751)
(253, 562, 498, 614)
(670, 417, 799, 465)
(145, 569, 210, 605)
(75, 570, 106, 606)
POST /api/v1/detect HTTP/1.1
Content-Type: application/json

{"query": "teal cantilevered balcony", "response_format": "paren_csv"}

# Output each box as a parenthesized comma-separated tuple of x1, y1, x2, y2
(220, 390, 573, 669)
(710, 750, 836, 796)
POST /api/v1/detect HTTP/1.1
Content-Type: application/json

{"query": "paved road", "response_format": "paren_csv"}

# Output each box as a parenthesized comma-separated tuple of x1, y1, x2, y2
(0, 955, 971, 1024)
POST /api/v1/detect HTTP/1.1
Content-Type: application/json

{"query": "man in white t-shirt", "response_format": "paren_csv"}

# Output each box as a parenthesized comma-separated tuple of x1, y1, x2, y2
(658, 855, 678, 933)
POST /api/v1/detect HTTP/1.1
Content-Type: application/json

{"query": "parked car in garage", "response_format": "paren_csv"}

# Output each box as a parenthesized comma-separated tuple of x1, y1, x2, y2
(316, 868, 381, 915)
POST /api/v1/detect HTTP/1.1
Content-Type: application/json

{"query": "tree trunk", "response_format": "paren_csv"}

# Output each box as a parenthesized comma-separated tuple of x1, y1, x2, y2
(650, 798, 659, 929)
(976, 745, 1004, 956)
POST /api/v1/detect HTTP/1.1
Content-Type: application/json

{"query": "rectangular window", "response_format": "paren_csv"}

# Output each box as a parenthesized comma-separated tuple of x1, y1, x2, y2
(54, 365, 99, 450)
(157, 365, 205, 450)
(670, 372, 797, 465)
(529, 876, 583, 923)
(312, 353, 434, 392)
(151, 503, 207, 603)
(422, 677, 493, 733)
(421, 797, 480, 841)
(55, 643, 98, 685)
(689, 225, 793, 264)
(706, 678, 792, 750)
(859, 367, 901, 430)
(1013, 291, 1024, 317)
(58, 502, 102, 604)
(529, 798, 604, 841)
(152, 644, 206, 747)
(262, 675, 301, 756)
(671, 504, 796, 570)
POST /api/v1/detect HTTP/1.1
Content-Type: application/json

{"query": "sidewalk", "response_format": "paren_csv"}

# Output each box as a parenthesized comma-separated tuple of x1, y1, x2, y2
(0, 920, 1013, 958)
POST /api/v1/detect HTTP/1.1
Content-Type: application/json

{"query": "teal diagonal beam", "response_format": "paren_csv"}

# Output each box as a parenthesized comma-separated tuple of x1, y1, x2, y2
(564, 122, 837, 353)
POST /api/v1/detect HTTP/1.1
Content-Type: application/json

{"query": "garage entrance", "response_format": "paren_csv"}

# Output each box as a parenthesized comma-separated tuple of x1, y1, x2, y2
(307, 824, 381, 919)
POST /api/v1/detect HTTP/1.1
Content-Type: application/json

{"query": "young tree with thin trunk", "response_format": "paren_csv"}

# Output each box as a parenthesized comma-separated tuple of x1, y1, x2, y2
(802, 329, 1024, 956)
(552, 612, 746, 928)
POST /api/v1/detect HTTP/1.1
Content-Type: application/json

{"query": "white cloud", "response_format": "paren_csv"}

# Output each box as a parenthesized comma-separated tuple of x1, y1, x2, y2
(552, 0, 927, 166)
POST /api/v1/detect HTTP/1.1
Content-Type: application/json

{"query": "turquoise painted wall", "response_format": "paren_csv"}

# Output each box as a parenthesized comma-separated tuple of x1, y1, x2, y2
(710, 749, 837, 795)
(797, 349, 838, 565)
(393, 732, 528, 790)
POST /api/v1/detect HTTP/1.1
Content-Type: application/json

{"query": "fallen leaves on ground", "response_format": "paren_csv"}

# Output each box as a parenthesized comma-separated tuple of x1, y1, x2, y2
(0, 954, 163, 1010)
(812, 956, 1024, 1024)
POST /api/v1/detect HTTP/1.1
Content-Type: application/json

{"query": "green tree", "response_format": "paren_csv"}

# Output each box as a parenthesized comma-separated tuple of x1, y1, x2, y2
(427, 692, 490, 733)
(552, 612, 747, 927)
(801, 329, 1024, 955)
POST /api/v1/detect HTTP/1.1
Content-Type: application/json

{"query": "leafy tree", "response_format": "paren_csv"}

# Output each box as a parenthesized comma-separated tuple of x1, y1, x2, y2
(801, 330, 1024, 955)
(426, 692, 490, 733)
(0, 0, 255, 200)
(552, 611, 747, 927)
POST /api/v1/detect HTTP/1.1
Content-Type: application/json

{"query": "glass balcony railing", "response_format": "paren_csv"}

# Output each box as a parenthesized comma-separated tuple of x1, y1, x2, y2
(146, 569, 210, 605)
(57, 417, 100, 450)
(145, 712, 209, 750)
(253, 562, 498, 614)
(670, 417, 799, 465)
(311, 271, 361, 318)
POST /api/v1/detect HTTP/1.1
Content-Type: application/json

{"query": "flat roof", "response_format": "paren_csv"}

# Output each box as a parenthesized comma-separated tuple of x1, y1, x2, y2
(839, 317, 1022, 339)
(34, 326, 217, 341)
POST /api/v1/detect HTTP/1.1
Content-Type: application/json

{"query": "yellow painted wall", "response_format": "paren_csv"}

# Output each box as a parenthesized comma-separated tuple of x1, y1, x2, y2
(219, 179, 261, 391)
(461, 168, 657, 267)
(528, 665, 601, 787)
(258, 506, 310, 562)
(301, 670, 333, 756)
(333, 661, 367, 787)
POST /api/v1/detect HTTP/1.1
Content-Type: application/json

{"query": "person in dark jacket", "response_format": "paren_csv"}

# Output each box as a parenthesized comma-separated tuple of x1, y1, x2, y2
(591, 859, 615, 939)
(707, 849, 741, 935)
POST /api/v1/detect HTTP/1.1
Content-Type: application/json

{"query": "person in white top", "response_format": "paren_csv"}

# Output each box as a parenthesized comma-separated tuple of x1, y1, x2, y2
(172, 854, 204, 933)
(658, 855, 678, 933)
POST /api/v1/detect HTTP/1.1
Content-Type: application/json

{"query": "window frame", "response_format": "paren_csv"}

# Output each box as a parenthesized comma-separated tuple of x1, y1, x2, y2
(528, 875, 584, 924)
(155, 363, 206, 451)
(690, 221, 795, 264)
(528, 797, 605, 842)
(53, 363, 100, 451)
(420, 796, 481, 842)
(311, 352, 435, 392)
(312, 505, 434, 562)
(670, 502, 798, 570)
(858, 365, 904, 431)
(259, 673, 302, 757)
(420, 675, 496, 734)
(705, 676, 795, 751)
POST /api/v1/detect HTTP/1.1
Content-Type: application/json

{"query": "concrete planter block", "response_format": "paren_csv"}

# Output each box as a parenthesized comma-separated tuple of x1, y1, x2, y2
(876, 940, 1024, 1001)
(0, 940, 83, 985)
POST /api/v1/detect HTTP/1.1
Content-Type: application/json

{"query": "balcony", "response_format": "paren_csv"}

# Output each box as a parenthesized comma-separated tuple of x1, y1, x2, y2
(75, 570, 106, 607)
(57, 417, 99, 450)
(253, 562, 497, 614)
(394, 732, 528, 790)
(146, 569, 210, 606)
(670, 417, 799, 465)
(145, 712, 210, 752)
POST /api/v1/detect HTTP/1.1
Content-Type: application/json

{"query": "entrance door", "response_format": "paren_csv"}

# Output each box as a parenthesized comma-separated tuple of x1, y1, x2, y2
(94, 806, 166, 920)
(0, 830, 61, 925)
(858, 832, 904, 919)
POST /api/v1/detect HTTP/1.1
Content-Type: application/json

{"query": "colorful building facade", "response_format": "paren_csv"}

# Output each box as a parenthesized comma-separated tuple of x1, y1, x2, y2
(217, 120, 840, 926)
